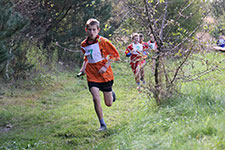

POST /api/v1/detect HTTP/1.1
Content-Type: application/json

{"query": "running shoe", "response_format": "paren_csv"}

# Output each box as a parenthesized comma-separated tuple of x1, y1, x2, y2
(98, 125, 107, 131)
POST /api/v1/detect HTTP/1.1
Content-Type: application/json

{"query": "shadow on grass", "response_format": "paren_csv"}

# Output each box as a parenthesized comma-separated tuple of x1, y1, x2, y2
(53, 125, 121, 147)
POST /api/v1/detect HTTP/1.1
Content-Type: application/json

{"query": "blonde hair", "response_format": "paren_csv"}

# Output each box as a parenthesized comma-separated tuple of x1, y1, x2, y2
(85, 18, 100, 29)
(131, 33, 139, 40)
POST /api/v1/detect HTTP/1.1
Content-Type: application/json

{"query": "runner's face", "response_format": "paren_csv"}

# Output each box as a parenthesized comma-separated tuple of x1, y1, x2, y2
(86, 25, 100, 40)
(150, 35, 154, 41)
(133, 35, 139, 43)
(140, 36, 144, 42)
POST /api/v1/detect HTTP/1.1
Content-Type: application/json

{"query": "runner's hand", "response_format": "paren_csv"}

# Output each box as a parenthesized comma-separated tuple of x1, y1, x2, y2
(77, 72, 85, 77)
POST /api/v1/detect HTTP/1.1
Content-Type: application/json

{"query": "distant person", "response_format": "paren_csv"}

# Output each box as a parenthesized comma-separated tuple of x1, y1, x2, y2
(146, 34, 158, 72)
(125, 33, 147, 90)
(139, 33, 149, 83)
(217, 36, 225, 48)
(147, 34, 157, 50)
(79, 18, 120, 131)
(139, 33, 148, 47)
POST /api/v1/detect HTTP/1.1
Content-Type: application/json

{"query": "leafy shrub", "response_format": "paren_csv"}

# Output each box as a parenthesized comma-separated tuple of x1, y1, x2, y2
(24, 74, 55, 90)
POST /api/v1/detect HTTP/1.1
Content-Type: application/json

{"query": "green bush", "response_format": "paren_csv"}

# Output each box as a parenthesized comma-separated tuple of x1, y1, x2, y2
(24, 74, 55, 90)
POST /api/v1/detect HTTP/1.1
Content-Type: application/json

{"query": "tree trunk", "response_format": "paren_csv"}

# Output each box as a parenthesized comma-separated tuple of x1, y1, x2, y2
(154, 54, 161, 104)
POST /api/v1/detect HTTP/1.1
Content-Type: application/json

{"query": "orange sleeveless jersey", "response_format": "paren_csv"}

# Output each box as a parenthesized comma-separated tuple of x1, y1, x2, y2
(81, 36, 120, 83)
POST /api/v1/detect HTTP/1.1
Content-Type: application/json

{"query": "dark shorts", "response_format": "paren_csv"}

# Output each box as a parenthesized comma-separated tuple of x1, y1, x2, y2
(88, 80, 114, 92)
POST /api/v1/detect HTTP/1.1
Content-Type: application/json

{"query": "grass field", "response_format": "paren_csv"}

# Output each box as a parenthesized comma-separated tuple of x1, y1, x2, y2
(0, 51, 225, 150)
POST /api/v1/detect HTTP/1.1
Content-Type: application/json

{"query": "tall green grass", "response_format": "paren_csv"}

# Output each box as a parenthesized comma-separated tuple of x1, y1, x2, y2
(0, 52, 225, 149)
(99, 84, 224, 150)
(95, 51, 225, 150)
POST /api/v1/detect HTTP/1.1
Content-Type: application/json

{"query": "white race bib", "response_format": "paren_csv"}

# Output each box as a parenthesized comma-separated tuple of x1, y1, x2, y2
(148, 41, 156, 50)
(132, 43, 143, 54)
(82, 43, 104, 63)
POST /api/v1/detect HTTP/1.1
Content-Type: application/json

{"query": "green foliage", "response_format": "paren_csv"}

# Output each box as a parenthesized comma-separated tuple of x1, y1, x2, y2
(25, 74, 55, 90)
(96, 84, 225, 149)
(0, 41, 10, 67)
(26, 45, 48, 72)
(164, 0, 205, 43)
(7, 44, 34, 80)
(211, 0, 225, 37)
(1, 42, 59, 81)
(0, 0, 26, 67)
(16, 0, 114, 56)
(0, 52, 225, 149)
(51, 48, 59, 71)
(0, 1, 26, 40)
(0, 0, 122, 81)
(120, 0, 206, 45)
(211, 0, 225, 18)
(4, 0, 118, 74)
(119, 0, 214, 104)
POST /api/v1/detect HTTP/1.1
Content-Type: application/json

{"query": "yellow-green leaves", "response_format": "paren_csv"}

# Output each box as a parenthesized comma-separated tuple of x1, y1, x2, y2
(148, 0, 165, 3)
(86, 1, 96, 7)
(103, 24, 111, 31)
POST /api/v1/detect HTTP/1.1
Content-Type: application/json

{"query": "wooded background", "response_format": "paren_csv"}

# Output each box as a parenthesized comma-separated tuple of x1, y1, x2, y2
(0, 0, 224, 102)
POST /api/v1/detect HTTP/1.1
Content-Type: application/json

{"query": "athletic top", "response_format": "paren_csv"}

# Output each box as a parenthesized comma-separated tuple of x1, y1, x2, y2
(140, 41, 149, 48)
(147, 41, 157, 50)
(81, 35, 120, 83)
(125, 43, 147, 59)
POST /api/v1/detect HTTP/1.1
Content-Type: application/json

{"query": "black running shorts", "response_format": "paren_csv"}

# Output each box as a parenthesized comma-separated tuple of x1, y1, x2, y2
(88, 80, 114, 92)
